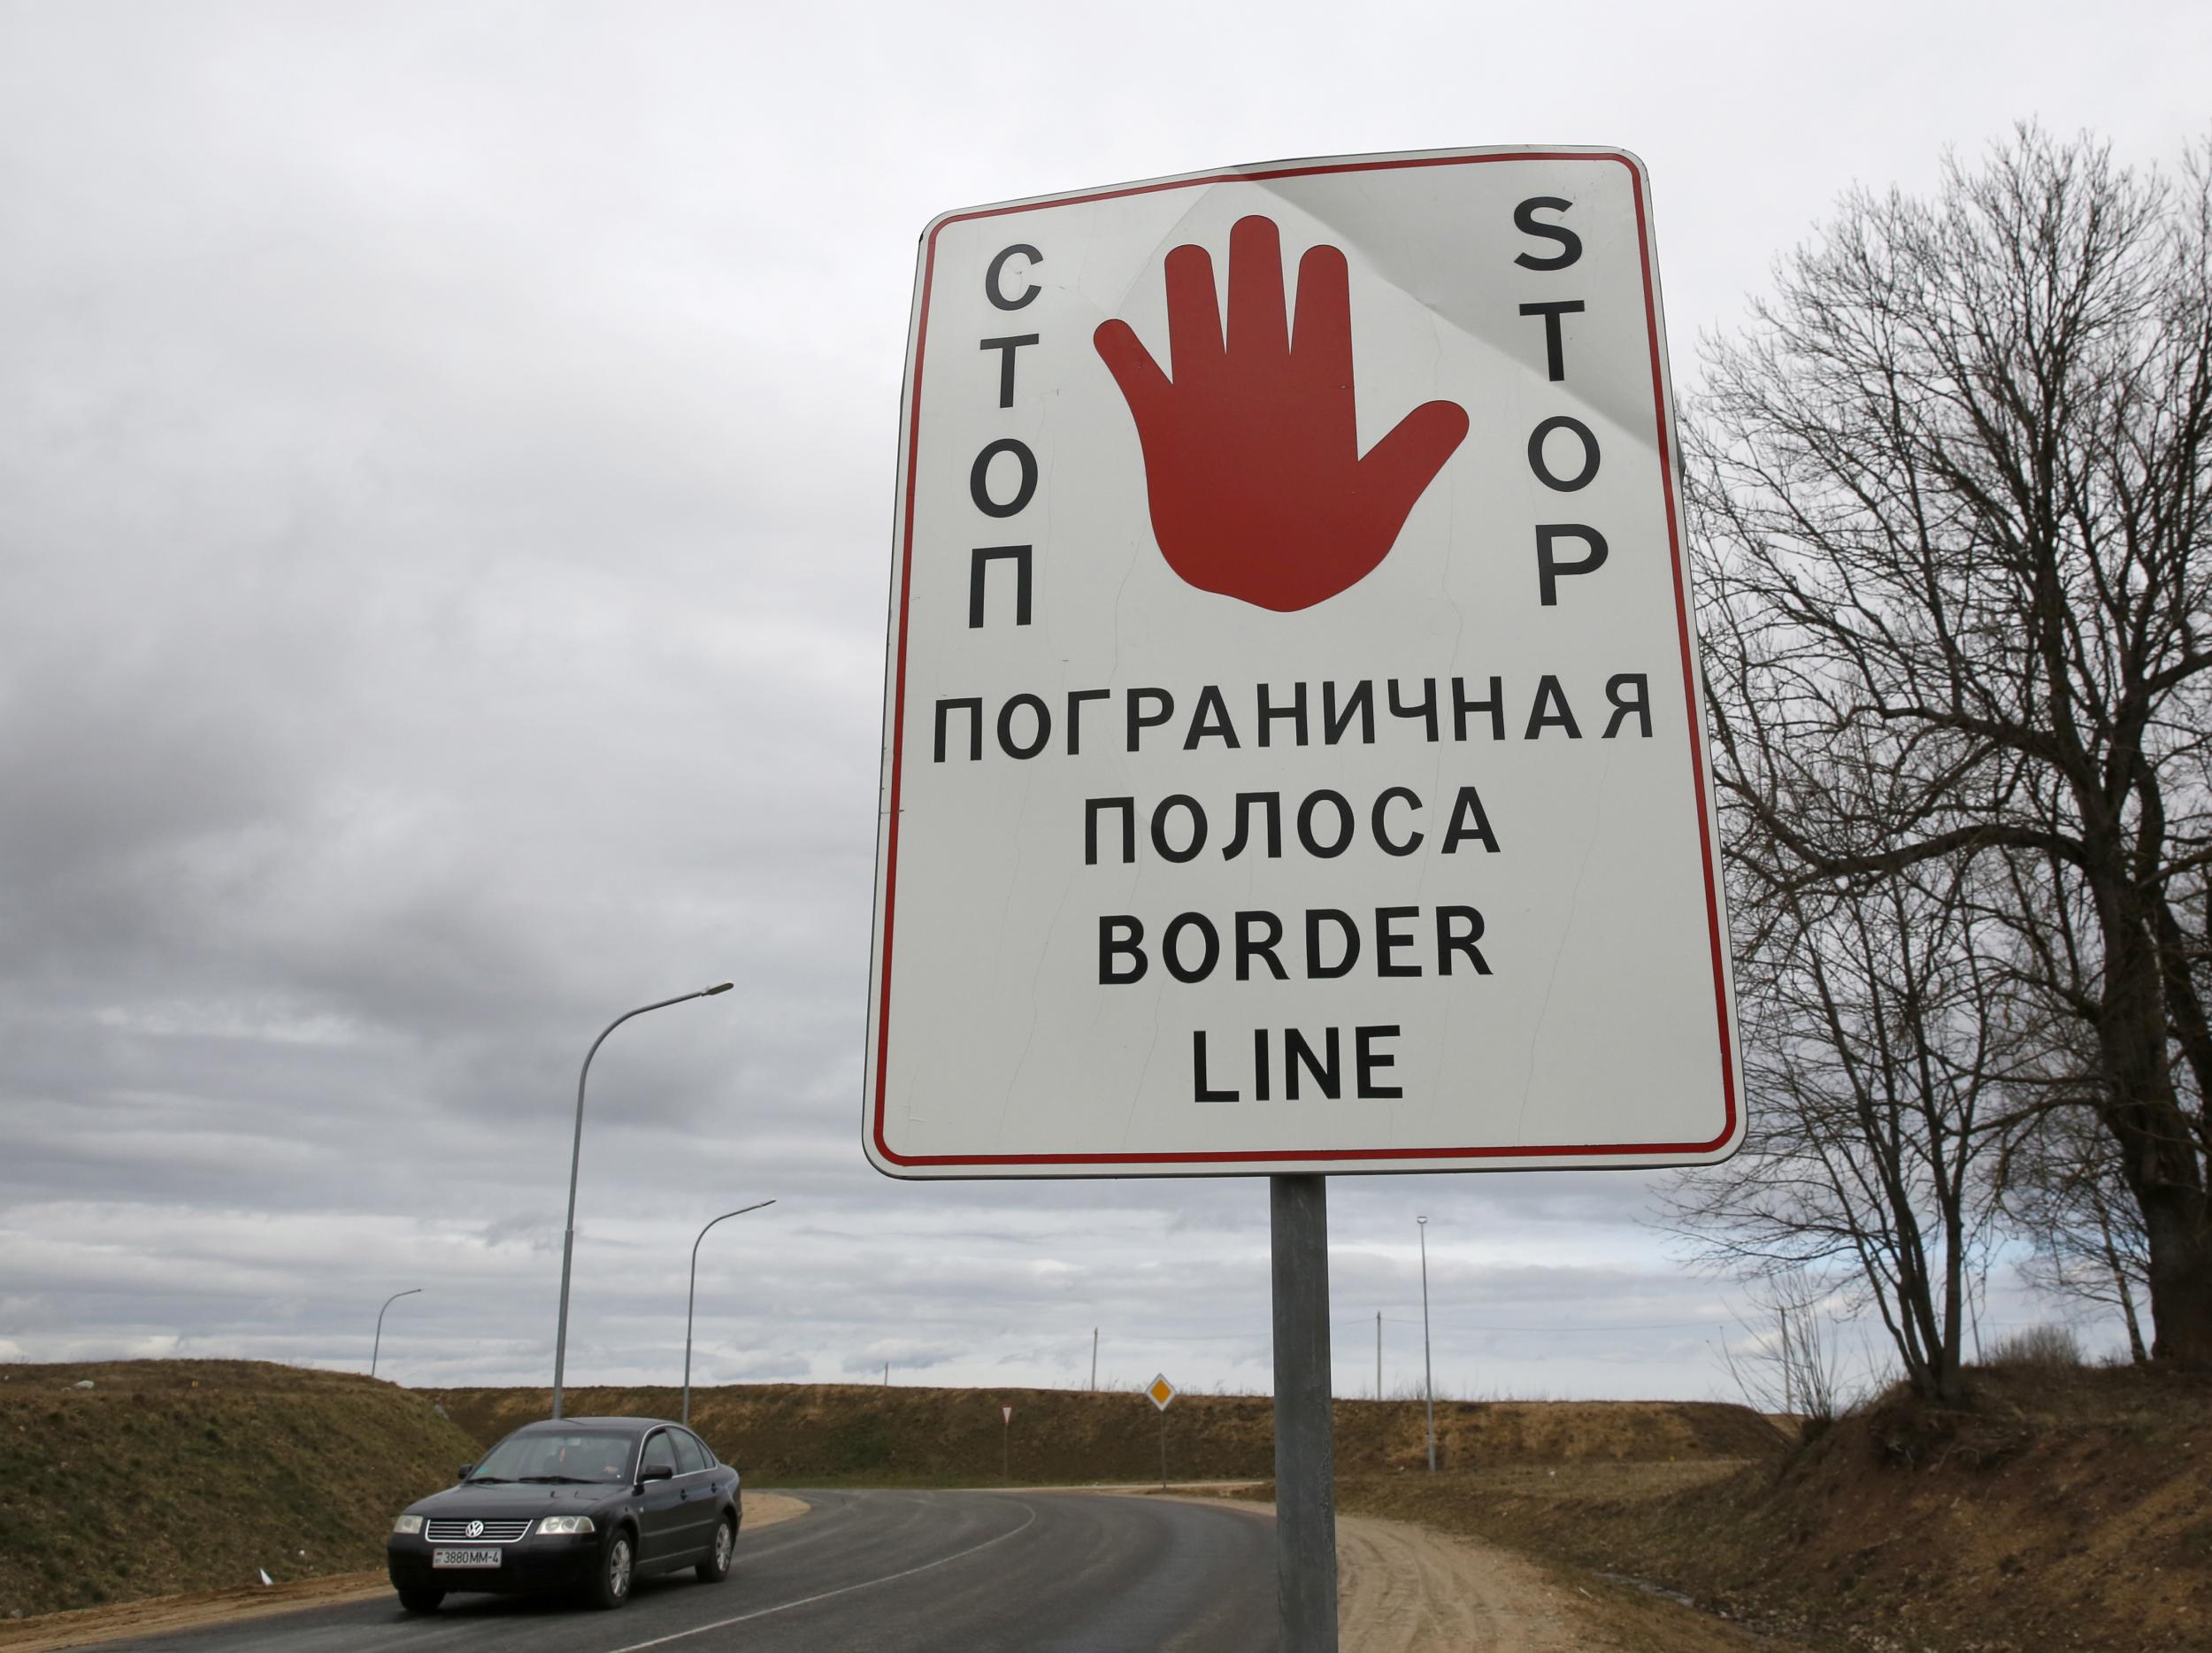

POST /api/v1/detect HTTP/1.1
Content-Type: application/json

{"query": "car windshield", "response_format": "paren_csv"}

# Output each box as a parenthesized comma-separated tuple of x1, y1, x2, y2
(470, 1431, 634, 1484)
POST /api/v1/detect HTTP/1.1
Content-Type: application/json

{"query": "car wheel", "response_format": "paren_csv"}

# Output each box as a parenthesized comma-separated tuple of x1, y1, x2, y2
(396, 1587, 445, 1614)
(588, 1530, 635, 1611)
(695, 1514, 736, 1584)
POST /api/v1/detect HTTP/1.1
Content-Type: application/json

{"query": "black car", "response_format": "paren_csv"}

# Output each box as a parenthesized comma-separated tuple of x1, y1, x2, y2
(387, 1417, 741, 1611)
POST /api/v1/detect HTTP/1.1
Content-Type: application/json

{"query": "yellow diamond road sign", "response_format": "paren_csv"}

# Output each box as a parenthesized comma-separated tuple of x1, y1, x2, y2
(1147, 1374, 1176, 1411)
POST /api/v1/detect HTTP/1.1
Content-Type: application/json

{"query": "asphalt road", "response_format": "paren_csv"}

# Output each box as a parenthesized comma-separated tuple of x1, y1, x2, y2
(86, 1490, 1281, 1653)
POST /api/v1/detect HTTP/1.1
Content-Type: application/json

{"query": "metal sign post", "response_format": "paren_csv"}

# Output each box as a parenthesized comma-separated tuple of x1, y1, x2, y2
(1271, 1177, 1338, 1650)
(1147, 1373, 1177, 1490)
(1002, 1403, 1013, 1482)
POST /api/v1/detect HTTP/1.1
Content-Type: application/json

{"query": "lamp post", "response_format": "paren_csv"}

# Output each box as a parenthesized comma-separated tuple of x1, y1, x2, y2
(683, 1200, 776, 1425)
(372, 1288, 421, 1379)
(1417, 1214, 1435, 1472)
(552, 982, 733, 1420)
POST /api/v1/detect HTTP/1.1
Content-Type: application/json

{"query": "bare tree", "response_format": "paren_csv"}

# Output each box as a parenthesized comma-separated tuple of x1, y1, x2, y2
(1668, 856, 2016, 1401)
(1716, 1272, 1849, 1428)
(1693, 128, 2212, 1361)
(1997, 1099, 2154, 1362)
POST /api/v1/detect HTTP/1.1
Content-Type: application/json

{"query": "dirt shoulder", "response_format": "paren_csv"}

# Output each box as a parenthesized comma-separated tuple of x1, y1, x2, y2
(0, 1492, 808, 1653)
(1303, 1363, 2212, 1653)
(1146, 1490, 1799, 1652)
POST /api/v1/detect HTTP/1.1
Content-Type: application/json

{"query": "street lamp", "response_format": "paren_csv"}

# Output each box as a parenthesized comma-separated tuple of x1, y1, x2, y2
(683, 1200, 776, 1426)
(1417, 1214, 1436, 1472)
(551, 982, 733, 1420)
(372, 1288, 422, 1379)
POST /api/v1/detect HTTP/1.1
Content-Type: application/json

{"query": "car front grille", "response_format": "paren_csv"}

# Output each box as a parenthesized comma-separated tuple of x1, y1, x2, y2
(425, 1518, 534, 1543)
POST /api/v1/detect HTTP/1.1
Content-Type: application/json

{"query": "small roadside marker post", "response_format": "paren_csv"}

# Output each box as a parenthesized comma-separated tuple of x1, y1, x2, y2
(1002, 1403, 1013, 1483)
(1147, 1373, 1176, 1490)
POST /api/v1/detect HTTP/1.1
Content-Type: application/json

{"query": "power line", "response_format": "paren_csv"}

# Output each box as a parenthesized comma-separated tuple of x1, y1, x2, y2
(1133, 1318, 1733, 1342)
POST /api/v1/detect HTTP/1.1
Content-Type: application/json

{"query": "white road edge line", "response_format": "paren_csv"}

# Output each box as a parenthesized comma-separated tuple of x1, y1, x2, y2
(605, 1501, 1042, 1652)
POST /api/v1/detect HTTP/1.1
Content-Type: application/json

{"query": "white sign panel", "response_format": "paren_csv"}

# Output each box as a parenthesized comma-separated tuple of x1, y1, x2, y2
(866, 146, 1741, 1179)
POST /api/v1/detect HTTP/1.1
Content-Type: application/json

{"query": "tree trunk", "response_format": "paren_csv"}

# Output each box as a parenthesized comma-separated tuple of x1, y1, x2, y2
(2090, 875, 2212, 1364)
(2137, 1186, 2212, 1365)
(1938, 1207, 1967, 1402)
(2100, 1205, 2151, 1365)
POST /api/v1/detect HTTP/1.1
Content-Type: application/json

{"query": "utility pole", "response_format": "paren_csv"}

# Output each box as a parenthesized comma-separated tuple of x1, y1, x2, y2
(1417, 1214, 1435, 1472)
(1778, 1306, 1794, 1418)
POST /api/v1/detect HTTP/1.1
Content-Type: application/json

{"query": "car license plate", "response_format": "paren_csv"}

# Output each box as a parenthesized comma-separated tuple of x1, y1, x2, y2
(432, 1547, 503, 1569)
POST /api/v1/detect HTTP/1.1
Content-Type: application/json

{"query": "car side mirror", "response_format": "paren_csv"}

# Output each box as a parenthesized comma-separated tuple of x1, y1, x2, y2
(640, 1464, 675, 1483)
(457, 1464, 474, 1481)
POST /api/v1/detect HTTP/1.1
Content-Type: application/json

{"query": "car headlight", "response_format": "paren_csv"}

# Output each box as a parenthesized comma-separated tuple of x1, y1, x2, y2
(536, 1516, 596, 1535)
(392, 1515, 424, 1535)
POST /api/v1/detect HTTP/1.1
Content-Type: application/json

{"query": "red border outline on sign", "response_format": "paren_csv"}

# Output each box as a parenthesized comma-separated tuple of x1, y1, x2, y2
(872, 150, 1737, 1172)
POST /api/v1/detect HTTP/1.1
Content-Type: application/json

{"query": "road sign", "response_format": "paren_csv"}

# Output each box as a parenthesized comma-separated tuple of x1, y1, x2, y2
(867, 145, 1740, 1185)
(1147, 1374, 1176, 1411)
(1002, 1404, 1013, 1425)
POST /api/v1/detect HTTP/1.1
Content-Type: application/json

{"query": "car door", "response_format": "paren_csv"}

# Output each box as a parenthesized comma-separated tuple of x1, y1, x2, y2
(633, 1429, 687, 1567)
(667, 1428, 718, 1557)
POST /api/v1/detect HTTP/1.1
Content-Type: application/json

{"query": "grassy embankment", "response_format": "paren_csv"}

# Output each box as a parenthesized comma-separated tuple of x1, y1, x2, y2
(0, 1361, 480, 1619)
(1299, 1361, 2212, 1653)
(19, 1356, 2207, 1650)
(426, 1380, 1780, 1488)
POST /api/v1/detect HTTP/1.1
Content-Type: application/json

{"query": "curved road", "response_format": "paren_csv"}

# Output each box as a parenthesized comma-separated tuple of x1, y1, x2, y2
(87, 1490, 1280, 1653)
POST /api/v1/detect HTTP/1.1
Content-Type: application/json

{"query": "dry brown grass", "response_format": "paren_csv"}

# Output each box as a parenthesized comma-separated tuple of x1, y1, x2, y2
(426, 1381, 1782, 1487)
(0, 1361, 480, 1619)
(1295, 1363, 2212, 1653)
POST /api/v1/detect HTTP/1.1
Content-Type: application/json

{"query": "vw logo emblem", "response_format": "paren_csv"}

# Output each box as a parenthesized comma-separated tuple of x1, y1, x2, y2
(465, 1519, 484, 1539)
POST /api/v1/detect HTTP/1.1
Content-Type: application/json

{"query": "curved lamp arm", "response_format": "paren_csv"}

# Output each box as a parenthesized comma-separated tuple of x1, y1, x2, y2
(684, 1200, 777, 1425)
(551, 982, 733, 1419)
(373, 1288, 422, 1379)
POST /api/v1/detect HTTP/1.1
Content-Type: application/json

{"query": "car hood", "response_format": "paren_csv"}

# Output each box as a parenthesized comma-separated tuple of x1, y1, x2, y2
(408, 1482, 628, 1517)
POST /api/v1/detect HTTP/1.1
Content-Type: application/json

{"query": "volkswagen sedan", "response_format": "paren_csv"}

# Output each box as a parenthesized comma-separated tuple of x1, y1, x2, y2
(387, 1417, 741, 1611)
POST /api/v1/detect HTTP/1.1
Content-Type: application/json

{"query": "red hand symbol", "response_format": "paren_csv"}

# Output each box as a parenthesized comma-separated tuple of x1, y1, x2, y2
(1094, 215, 1468, 612)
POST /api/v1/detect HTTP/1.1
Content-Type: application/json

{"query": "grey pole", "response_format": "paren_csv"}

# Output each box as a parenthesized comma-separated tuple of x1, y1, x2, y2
(1375, 1311, 1381, 1402)
(1778, 1306, 1794, 1418)
(1417, 1214, 1435, 1472)
(1271, 1174, 1339, 1653)
(1091, 1327, 1098, 1391)
(371, 1288, 421, 1379)
(552, 982, 733, 1421)
(683, 1199, 776, 1426)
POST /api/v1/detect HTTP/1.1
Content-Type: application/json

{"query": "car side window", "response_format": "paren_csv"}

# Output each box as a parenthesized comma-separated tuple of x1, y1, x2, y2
(641, 1431, 680, 1478)
(670, 1430, 709, 1475)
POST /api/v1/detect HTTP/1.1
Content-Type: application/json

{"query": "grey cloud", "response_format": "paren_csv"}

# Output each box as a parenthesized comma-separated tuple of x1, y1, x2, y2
(3, 0, 2174, 1403)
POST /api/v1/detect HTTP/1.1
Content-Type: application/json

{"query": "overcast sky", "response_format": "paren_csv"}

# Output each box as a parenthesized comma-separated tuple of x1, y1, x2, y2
(3, 1, 2205, 1405)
